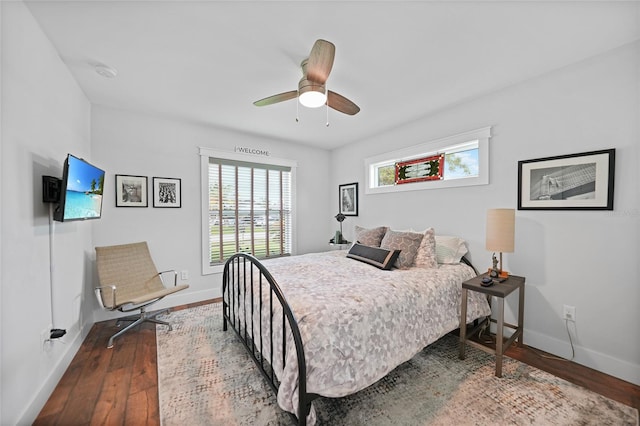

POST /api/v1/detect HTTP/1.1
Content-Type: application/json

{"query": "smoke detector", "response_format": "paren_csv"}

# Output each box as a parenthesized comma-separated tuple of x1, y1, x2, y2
(94, 63, 118, 78)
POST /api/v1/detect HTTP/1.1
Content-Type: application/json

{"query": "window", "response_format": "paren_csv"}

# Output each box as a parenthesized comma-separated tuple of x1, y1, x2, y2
(200, 148, 296, 274)
(365, 127, 491, 194)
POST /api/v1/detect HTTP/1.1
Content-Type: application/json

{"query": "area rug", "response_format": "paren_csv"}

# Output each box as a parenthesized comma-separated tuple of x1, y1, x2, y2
(157, 303, 638, 425)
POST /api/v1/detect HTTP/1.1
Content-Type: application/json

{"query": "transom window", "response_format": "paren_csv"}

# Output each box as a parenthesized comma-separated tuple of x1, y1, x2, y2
(365, 127, 491, 194)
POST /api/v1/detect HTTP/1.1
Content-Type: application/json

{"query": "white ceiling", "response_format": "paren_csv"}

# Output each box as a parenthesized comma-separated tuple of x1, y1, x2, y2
(24, 1, 639, 150)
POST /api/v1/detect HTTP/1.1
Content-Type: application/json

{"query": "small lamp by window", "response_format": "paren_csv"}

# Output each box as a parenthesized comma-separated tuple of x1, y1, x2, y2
(334, 213, 346, 244)
(485, 208, 515, 278)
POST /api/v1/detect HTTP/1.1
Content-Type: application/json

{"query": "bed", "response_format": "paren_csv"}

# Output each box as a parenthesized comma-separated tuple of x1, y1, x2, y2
(222, 230, 491, 425)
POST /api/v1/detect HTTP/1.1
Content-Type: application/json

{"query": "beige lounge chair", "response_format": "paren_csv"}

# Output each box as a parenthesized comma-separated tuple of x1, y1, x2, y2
(95, 241, 189, 348)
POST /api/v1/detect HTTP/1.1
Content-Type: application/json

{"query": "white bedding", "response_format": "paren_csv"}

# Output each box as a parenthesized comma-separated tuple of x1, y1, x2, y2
(225, 250, 491, 424)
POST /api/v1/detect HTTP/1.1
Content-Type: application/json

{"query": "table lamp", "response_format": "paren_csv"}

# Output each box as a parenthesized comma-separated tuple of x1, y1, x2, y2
(334, 213, 346, 244)
(486, 208, 515, 278)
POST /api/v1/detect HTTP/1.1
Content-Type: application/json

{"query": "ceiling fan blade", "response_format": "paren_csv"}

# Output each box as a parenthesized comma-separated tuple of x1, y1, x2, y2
(306, 39, 335, 84)
(327, 91, 360, 115)
(253, 90, 298, 107)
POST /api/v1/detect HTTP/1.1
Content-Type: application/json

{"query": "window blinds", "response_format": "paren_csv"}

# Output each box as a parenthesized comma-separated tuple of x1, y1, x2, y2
(208, 158, 292, 264)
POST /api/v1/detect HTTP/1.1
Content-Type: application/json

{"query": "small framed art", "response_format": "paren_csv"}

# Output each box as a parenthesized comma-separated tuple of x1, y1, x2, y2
(518, 149, 615, 210)
(339, 182, 358, 216)
(115, 175, 148, 207)
(153, 177, 181, 208)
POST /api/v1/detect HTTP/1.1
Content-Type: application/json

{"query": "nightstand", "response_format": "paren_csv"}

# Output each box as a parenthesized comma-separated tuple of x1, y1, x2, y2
(328, 241, 351, 250)
(459, 274, 525, 377)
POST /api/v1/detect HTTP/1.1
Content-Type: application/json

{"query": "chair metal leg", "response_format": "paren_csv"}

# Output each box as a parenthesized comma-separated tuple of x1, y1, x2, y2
(108, 316, 145, 348)
(115, 314, 140, 328)
(147, 318, 173, 330)
(107, 307, 173, 348)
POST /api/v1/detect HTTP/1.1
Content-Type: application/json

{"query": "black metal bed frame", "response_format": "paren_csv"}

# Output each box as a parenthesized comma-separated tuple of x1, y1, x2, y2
(222, 253, 316, 425)
(222, 252, 479, 426)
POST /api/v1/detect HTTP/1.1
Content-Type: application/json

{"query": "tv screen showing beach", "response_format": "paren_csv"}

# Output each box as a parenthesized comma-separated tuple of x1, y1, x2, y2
(62, 155, 105, 221)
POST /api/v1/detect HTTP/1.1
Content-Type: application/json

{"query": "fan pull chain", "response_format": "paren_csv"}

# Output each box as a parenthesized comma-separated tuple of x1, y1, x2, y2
(296, 91, 300, 123)
(326, 102, 329, 127)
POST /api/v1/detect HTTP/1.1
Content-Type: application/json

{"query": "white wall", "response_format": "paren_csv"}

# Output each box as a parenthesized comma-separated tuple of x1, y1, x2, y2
(90, 105, 331, 321)
(1, 2, 94, 424)
(330, 42, 640, 385)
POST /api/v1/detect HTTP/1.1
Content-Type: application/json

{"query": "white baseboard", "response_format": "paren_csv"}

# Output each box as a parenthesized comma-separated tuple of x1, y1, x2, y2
(525, 328, 640, 386)
(18, 317, 93, 425)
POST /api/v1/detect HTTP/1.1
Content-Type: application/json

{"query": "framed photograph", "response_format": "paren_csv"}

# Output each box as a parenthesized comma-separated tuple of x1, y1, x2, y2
(115, 175, 148, 207)
(518, 149, 615, 210)
(339, 182, 358, 216)
(153, 177, 181, 208)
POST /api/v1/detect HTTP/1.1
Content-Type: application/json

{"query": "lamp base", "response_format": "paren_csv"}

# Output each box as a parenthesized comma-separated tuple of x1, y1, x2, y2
(488, 268, 509, 279)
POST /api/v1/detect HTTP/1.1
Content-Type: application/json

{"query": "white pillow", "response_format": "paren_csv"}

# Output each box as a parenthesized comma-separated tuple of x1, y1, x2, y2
(435, 235, 468, 264)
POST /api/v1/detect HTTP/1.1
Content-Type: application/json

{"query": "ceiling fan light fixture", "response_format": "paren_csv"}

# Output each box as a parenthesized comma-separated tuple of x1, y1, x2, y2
(299, 90, 327, 108)
(298, 79, 326, 108)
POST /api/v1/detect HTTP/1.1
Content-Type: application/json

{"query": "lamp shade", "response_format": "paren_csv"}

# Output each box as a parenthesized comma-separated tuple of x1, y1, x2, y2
(486, 208, 515, 253)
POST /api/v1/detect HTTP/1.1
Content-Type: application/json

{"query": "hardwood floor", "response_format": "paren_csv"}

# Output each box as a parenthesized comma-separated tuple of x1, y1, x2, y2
(34, 315, 161, 425)
(36, 300, 639, 424)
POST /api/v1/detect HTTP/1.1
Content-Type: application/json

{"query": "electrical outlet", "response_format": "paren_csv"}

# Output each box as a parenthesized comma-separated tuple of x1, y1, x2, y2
(563, 305, 576, 322)
(181, 270, 189, 280)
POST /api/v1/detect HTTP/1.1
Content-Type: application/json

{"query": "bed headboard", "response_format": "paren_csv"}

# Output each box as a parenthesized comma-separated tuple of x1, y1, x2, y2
(460, 256, 479, 275)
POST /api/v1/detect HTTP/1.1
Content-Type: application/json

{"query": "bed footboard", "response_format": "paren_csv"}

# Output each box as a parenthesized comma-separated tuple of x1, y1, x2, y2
(222, 253, 313, 426)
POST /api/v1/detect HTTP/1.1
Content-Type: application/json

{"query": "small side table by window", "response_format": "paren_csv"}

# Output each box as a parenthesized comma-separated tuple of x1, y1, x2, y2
(328, 241, 351, 250)
(459, 274, 525, 377)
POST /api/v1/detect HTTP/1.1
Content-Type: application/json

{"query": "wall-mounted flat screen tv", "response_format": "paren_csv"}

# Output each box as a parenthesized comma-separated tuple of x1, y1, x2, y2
(53, 154, 105, 222)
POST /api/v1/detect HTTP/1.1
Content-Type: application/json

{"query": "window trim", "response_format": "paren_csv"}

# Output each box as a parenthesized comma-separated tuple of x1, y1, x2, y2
(364, 127, 492, 194)
(199, 147, 297, 275)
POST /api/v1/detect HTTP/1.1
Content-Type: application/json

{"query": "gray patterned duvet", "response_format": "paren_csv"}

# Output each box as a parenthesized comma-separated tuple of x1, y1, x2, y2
(229, 250, 491, 424)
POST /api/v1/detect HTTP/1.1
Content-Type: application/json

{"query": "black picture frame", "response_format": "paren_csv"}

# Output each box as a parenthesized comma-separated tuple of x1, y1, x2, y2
(517, 149, 615, 210)
(153, 177, 181, 208)
(339, 182, 358, 216)
(115, 174, 148, 207)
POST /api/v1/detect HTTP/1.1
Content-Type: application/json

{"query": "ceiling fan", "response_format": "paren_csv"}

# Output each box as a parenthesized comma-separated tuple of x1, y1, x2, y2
(253, 39, 360, 116)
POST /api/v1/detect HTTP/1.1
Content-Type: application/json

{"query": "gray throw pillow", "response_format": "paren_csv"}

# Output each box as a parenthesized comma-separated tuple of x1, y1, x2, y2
(380, 230, 425, 269)
(414, 228, 438, 269)
(354, 225, 388, 247)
